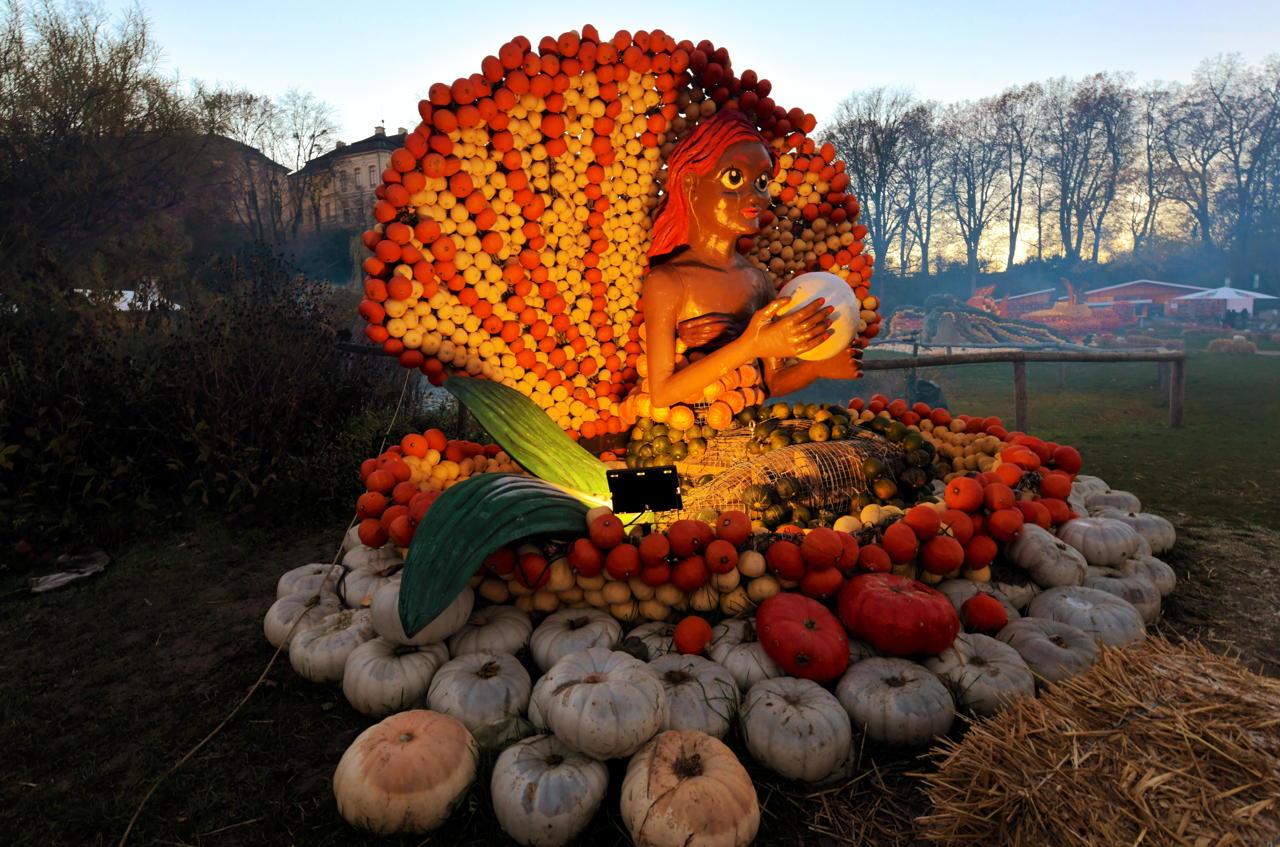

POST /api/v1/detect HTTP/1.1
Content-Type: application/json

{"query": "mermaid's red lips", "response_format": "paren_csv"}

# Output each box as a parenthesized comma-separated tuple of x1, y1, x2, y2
(742, 207, 760, 219)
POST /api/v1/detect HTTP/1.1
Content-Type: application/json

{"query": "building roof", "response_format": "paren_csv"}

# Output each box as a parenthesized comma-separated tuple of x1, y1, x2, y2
(1007, 288, 1055, 300)
(297, 127, 407, 174)
(1173, 286, 1279, 300)
(204, 134, 290, 173)
(1084, 279, 1209, 295)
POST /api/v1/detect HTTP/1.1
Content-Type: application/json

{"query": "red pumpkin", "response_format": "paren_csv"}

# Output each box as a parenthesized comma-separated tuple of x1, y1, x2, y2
(837, 573, 959, 656)
(755, 593, 850, 682)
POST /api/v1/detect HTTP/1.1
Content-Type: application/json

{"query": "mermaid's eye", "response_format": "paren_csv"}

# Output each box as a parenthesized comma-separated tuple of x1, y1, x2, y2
(755, 172, 770, 191)
(720, 168, 744, 189)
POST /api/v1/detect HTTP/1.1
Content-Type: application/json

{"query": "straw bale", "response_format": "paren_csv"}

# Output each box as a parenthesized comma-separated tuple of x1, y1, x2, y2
(914, 637, 1280, 846)
(1207, 338, 1258, 354)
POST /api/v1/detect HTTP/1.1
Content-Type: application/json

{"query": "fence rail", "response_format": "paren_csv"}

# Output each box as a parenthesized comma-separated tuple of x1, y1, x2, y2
(861, 349, 1187, 429)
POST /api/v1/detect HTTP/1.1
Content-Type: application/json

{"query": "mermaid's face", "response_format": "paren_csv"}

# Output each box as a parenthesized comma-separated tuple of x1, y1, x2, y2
(683, 139, 772, 238)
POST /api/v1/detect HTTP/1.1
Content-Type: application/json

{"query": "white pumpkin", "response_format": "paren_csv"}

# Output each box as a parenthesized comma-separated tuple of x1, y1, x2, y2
(342, 637, 449, 716)
(1122, 554, 1177, 597)
(289, 609, 375, 684)
(539, 647, 666, 759)
(1004, 524, 1087, 588)
(621, 730, 759, 847)
(1027, 585, 1146, 647)
(924, 633, 1035, 717)
(527, 671, 552, 730)
(447, 605, 532, 657)
(263, 590, 341, 649)
(277, 563, 344, 599)
(936, 579, 1022, 621)
(371, 580, 474, 646)
(1084, 489, 1141, 514)
(1092, 509, 1176, 554)
(341, 524, 362, 555)
(1085, 566, 1161, 623)
(1057, 517, 1144, 567)
(1071, 475, 1111, 496)
(333, 709, 476, 835)
(427, 649, 532, 748)
(847, 637, 882, 664)
(529, 608, 622, 672)
(995, 618, 1098, 686)
(836, 657, 954, 747)
(741, 676, 851, 782)
(629, 620, 678, 659)
(342, 543, 403, 572)
(491, 734, 609, 847)
(988, 563, 1041, 610)
(339, 566, 397, 609)
(649, 654, 739, 739)
(709, 618, 782, 692)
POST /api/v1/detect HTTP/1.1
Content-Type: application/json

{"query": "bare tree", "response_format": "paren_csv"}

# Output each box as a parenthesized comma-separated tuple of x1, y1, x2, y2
(993, 83, 1040, 270)
(941, 99, 1007, 292)
(819, 88, 919, 275)
(897, 102, 943, 275)
(1126, 82, 1176, 255)
(1039, 74, 1134, 265)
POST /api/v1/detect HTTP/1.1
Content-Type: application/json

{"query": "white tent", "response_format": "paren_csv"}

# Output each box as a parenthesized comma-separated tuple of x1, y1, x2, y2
(1172, 286, 1278, 314)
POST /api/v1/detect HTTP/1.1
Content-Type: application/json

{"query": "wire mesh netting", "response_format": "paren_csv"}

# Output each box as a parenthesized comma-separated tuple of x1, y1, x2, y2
(663, 424, 905, 522)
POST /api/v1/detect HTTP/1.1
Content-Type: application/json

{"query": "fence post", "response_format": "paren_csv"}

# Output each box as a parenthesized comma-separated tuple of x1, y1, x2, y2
(1169, 357, 1186, 427)
(1013, 360, 1028, 432)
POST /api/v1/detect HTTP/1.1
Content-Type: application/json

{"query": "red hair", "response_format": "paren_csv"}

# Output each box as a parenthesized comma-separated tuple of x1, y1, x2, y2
(647, 110, 775, 262)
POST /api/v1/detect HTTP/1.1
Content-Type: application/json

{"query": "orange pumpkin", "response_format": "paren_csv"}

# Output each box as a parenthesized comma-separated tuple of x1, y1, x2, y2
(333, 710, 478, 834)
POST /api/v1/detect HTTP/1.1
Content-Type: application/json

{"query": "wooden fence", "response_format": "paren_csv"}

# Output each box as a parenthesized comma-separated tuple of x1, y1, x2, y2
(860, 349, 1188, 429)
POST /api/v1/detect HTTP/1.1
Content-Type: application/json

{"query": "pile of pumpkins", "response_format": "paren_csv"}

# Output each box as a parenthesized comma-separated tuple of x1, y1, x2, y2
(264, 466, 1178, 843)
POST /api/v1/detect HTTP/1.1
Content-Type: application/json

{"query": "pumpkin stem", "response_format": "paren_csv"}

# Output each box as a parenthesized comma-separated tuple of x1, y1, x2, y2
(581, 674, 603, 684)
(884, 674, 907, 688)
(673, 753, 703, 779)
(803, 617, 816, 631)
(663, 669, 693, 685)
(568, 616, 589, 630)
(544, 753, 564, 767)
(397, 732, 414, 743)
(969, 656, 989, 667)
(1049, 635, 1068, 648)
(477, 660, 502, 679)
(393, 644, 419, 656)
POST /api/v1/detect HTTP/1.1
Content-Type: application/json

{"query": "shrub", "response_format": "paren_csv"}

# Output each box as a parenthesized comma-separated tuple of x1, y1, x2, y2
(0, 245, 407, 556)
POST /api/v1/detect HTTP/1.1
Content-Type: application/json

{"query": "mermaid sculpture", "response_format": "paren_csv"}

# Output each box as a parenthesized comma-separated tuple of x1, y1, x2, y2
(640, 110, 863, 412)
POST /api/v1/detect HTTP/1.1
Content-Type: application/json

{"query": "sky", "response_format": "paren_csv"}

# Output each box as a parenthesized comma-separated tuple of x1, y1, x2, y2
(107, 0, 1280, 147)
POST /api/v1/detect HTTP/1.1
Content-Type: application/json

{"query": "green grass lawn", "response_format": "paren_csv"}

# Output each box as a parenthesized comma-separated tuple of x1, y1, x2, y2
(779, 350, 1280, 528)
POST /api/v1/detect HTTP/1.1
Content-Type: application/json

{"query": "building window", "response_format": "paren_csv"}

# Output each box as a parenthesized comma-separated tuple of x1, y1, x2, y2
(339, 170, 349, 191)
(369, 165, 376, 187)
(354, 166, 362, 188)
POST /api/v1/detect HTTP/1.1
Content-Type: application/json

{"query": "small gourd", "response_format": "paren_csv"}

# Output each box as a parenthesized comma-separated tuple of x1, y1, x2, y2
(649, 654, 739, 739)
(491, 734, 608, 847)
(529, 608, 623, 672)
(1027, 585, 1146, 647)
(836, 657, 954, 746)
(924, 633, 1035, 717)
(342, 637, 449, 717)
(741, 676, 851, 782)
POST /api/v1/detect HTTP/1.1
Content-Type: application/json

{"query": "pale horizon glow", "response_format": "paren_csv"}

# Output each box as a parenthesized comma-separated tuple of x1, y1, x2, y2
(101, 0, 1280, 152)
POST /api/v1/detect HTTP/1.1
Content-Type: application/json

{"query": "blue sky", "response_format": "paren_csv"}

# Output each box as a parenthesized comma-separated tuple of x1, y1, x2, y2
(111, 0, 1280, 144)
